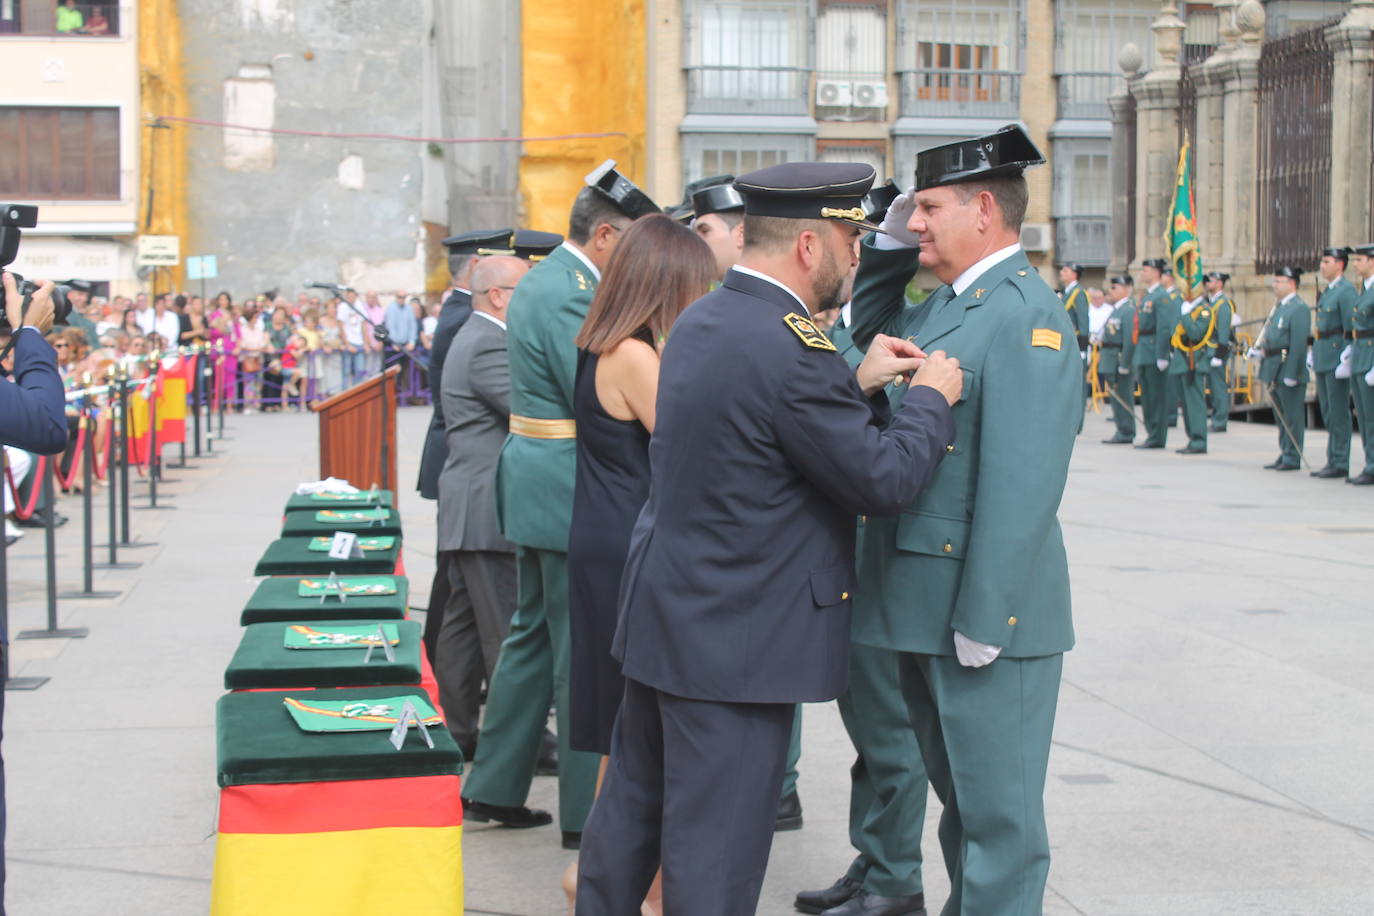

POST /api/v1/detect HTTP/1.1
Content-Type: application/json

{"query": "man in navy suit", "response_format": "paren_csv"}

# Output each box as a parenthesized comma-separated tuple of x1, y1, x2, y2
(575, 163, 964, 916)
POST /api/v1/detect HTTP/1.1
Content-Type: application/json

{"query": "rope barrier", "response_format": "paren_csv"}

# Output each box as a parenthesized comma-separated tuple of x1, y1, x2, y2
(6, 455, 48, 521)
(55, 420, 89, 491)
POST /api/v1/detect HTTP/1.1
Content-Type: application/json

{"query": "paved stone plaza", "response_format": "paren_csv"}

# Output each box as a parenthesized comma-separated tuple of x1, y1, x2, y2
(3, 405, 1372, 915)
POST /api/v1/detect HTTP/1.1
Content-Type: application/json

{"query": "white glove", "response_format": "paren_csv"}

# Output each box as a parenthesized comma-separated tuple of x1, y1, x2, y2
(1366, 367, 1374, 387)
(1209, 357, 1222, 368)
(1247, 347, 1263, 360)
(1118, 366, 1131, 375)
(876, 189, 920, 248)
(1156, 358, 1169, 371)
(1079, 349, 1088, 359)
(1306, 351, 1314, 371)
(1282, 377, 1298, 387)
(953, 631, 1002, 668)
(1335, 346, 1352, 380)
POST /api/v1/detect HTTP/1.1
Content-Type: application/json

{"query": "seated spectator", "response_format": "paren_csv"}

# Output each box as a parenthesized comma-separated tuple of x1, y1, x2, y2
(85, 5, 109, 34)
(56, 0, 84, 32)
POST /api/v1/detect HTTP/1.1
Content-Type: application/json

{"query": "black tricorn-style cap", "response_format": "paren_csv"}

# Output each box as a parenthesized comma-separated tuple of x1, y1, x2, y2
(1204, 271, 1230, 283)
(1354, 243, 1374, 257)
(1060, 262, 1084, 276)
(692, 182, 745, 219)
(913, 124, 1045, 193)
(1109, 274, 1134, 287)
(665, 175, 733, 222)
(733, 162, 880, 231)
(862, 179, 900, 224)
(1142, 258, 1169, 272)
(585, 159, 661, 220)
(513, 230, 563, 261)
(442, 229, 515, 256)
(1322, 246, 1354, 261)
(1274, 265, 1303, 280)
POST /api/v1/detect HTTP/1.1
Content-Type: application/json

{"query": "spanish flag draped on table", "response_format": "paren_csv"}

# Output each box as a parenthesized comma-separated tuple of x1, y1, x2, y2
(211, 687, 465, 915)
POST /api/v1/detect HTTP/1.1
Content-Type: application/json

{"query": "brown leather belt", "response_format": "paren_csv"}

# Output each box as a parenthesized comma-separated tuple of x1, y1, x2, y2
(1100, 342, 1122, 349)
(509, 415, 577, 439)
(1352, 329, 1374, 340)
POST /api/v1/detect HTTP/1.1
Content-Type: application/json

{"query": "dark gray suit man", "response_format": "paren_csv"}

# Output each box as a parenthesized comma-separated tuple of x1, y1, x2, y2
(435, 256, 528, 756)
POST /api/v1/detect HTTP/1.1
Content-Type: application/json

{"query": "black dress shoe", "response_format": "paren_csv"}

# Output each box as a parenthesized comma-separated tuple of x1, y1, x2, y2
(1209, 424, 1227, 433)
(461, 797, 552, 828)
(1175, 445, 1207, 455)
(1263, 458, 1285, 469)
(561, 830, 581, 850)
(4, 534, 17, 547)
(1272, 462, 1300, 471)
(823, 890, 927, 916)
(535, 748, 558, 776)
(1134, 442, 1164, 450)
(1347, 472, 1374, 486)
(1101, 435, 1133, 444)
(1311, 466, 1348, 479)
(794, 875, 861, 914)
(775, 789, 803, 832)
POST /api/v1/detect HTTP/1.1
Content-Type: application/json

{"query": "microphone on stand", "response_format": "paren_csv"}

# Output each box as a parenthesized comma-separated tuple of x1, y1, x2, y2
(306, 280, 356, 294)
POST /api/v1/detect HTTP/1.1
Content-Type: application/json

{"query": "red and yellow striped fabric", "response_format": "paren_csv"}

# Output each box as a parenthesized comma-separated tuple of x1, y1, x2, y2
(211, 774, 462, 915)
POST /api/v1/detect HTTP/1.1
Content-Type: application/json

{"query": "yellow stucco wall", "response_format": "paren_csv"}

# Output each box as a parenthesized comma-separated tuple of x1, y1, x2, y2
(519, 0, 648, 233)
(138, 0, 188, 291)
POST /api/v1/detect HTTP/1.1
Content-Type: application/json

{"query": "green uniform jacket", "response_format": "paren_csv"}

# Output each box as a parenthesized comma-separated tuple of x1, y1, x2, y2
(1133, 284, 1166, 368)
(1210, 294, 1234, 358)
(849, 238, 1079, 657)
(1155, 286, 1184, 364)
(1168, 298, 1218, 374)
(1060, 284, 1089, 350)
(1257, 295, 1310, 385)
(1313, 278, 1356, 373)
(494, 244, 597, 551)
(1097, 298, 1136, 375)
(1352, 280, 1374, 374)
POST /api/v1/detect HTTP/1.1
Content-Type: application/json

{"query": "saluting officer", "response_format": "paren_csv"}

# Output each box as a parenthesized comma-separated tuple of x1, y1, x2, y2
(1099, 274, 1138, 444)
(576, 162, 963, 916)
(1347, 243, 1374, 486)
(848, 125, 1082, 916)
(1311, 247, 1357, 478)
(1135, 258, 1170, 448)
(1167, 283, 1217, 454)
(1249, 266, 1311, 470)
(1204, 272, 1235, 432)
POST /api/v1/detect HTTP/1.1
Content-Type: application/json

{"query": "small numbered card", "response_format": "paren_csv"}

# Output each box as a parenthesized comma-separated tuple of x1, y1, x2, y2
(308, 535, 395, 553)
(389, 698, 436, 751)
(283, 623, 401, 650)
(283, 695, 443, 733)
(296, 576, 398, 598)
(314, 508, 392, 524)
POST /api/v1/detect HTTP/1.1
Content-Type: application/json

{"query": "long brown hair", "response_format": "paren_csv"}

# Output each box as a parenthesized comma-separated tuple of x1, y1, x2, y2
(575, 213, 715, 354)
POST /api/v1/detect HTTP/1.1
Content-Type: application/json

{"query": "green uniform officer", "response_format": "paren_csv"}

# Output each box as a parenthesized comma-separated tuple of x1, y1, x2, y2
(1347, 244, 1374, 486)
(1249, 266, 1311, 471)
(849, 125, 1080, 916)
(1159, 275, 1185, 429)
(1311, 247, 1357, 478)
(463, 161, 658, 843)
(1099, 275, 1138, 444)
(1204, 273, 1235, 432)
(1059, 264, 1090, 432)
(1134, 258, 1170, 448)
(1168, 290, 1217, 454)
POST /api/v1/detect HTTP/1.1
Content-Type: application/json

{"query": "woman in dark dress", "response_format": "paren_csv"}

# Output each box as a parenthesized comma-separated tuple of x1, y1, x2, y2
(568, 214, 716, 762)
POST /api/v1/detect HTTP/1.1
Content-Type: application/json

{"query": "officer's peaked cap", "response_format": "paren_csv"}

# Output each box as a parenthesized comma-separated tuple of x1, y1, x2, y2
(733, 162, 880, 232)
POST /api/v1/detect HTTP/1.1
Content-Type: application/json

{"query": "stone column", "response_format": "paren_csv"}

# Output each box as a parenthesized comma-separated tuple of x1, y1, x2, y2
(1191, 0, 1239, 271)
(1130, 3, 1186, 265)
(1108, 44, 1143, 276)
(1215, 0, 1266, 320)
(1327, 0, 1374, 246)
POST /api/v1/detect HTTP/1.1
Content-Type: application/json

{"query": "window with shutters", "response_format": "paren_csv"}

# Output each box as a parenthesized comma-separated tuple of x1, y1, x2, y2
(684, 0, 813, 115)
(1054, 0, 1156, 120)
(894, 0, 1022, 117)
(1052, 138, 1111, 266)
(814, 2, 889, 122)
(681, 132, 814, 185)
(816, 139, 888, 183)
(0, 107, 120, 200)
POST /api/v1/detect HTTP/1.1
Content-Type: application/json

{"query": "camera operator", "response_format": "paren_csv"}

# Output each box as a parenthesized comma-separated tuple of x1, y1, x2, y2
(0, 270, 68, 455)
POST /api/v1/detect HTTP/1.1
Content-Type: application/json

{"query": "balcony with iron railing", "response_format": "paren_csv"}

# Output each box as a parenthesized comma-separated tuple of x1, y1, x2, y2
(1055, 215, 1111, 267)
(685, 65, 812, 116)
(897, 68, 1020, 118)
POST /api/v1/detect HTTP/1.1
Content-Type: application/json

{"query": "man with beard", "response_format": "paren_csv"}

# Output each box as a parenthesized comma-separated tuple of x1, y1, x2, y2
(576, 162, 963, 916)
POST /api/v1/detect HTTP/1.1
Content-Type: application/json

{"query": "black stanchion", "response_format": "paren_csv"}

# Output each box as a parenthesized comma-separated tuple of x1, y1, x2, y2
(137, 364, 177, 510)
(17, 468, 89, 641)
(60, 410, 121, 599)
(95, 399, 140, 571)
(116, 372, 161, 541)
(2, 451, 48, 689)
(191, 350, 203, 458)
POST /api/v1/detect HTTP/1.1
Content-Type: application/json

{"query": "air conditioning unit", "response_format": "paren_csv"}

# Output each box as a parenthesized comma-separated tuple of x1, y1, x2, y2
(1020, 223, 1051, 252)
(816, 80, 853, 107)
(851, 80, 889, 109)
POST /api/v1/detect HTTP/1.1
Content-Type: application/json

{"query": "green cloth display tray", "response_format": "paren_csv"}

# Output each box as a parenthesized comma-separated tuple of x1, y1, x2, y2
(216, 687, 463, 787)
(240, 576, 409, 625)
(280, 508, 403, 537)
(253, 536, 400, 576)
(225, 620, 422, 690)
(283, 490, 395, 513)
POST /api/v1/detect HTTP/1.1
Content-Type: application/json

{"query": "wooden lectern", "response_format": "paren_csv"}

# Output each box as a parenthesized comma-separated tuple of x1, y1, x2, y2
(312, 366, 400, 499)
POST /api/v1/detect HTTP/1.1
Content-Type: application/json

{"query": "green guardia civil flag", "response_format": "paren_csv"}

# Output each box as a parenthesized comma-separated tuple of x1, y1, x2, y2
(296, 576, 398, 597)
(1165, 138, 1203, 300)
(314, 508, 392, 524)
(283, 623, 401, 650)
(283, 694, 443, 732)
(307, 535, 396, 552)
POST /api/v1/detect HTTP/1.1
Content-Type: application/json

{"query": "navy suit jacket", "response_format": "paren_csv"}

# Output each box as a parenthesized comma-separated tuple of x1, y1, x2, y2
(417, 288, 473, 500)
(1, 328, 68, 455)
(611, 268, 955, 704)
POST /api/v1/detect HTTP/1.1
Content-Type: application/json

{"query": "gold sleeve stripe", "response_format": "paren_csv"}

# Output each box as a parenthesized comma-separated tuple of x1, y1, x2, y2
(1031, 329, 1063, 351)
(509, 415, 577, 439)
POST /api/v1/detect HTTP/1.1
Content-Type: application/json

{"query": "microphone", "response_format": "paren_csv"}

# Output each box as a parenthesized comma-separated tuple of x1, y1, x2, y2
(306, 280, 355, 293)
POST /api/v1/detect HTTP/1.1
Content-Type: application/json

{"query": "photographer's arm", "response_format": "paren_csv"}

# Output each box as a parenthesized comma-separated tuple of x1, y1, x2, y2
(1, 272, 68, 454)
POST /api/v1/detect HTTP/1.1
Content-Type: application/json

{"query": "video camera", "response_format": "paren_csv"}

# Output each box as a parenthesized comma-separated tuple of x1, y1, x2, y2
(1, 203, 84, 330)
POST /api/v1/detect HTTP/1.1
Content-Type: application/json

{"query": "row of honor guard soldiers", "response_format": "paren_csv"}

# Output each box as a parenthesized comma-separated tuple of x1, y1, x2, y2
(1067, 243, 1374, 479)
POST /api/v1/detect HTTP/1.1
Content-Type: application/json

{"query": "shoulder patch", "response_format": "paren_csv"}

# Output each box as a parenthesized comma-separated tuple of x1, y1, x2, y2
(1031, 328, 1062, 350)
(572, 270, 591, 292)
(783, 312, 837, 352)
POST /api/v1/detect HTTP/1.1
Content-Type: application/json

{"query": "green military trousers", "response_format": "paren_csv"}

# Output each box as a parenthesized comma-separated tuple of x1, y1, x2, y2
(899, 652, 1063, 916)
(1178, 369, 1208, 451)
(836, 643, 928, 897)
(1138, 365, 1167, 446)
(1315, 371, 1352, 471)
(1165, 372, 1182, 427)
(1271, 383, 1307, 466)
(1102, 370, 1136, 440)
(1208, 363, 1229, 430)
(462, 546, 599, 832)
(1352, 376, 1374, 477)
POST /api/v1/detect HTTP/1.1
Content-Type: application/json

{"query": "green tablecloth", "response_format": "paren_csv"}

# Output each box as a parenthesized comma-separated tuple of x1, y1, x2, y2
(225, 620, 422, 690)
(216, 687, 462, 787)
(283, 490, 396, 514)
(253, 537, 400, 577)
(280, 508, 404, 538)
(241, 576, 410, 625)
